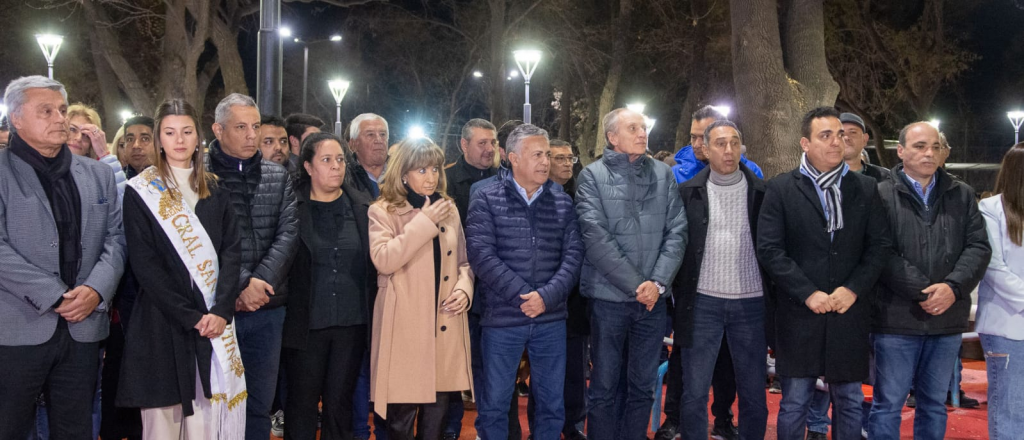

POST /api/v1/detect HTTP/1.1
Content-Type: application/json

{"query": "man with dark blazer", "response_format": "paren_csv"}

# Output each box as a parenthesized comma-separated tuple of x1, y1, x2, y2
(674, 121, 769, 440)
(0, 76, 125, 438)
(757, 106, 891, 440)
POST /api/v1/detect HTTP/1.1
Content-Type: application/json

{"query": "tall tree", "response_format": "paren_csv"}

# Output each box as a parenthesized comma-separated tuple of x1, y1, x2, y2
(730, 0, 839, 177)
(591, 0, 634, 156)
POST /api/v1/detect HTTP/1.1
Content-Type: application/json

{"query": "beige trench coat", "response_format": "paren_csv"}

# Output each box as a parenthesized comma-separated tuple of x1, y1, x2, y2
(368, 200, 474, 419)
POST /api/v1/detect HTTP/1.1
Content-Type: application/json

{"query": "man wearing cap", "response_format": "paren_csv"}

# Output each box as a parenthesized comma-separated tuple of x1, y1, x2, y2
(839, 113, 890, 182)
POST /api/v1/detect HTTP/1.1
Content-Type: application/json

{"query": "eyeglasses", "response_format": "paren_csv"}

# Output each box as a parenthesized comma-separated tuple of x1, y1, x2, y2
(552, 155, 578, 164)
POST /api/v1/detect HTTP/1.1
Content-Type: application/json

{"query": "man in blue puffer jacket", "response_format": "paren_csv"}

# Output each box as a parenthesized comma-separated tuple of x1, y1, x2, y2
(673, 105, 763, 183)
(466, 124, 584, 440)
(577, 108, 688, 440)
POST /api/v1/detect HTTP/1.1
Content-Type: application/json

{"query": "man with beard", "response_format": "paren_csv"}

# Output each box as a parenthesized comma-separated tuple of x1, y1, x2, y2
(259, 115, 290, 166)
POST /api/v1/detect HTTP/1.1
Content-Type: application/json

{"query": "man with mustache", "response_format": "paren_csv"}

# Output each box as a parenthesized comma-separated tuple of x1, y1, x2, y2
(122, 116, 155, 180)
(259, 115, 290, 166)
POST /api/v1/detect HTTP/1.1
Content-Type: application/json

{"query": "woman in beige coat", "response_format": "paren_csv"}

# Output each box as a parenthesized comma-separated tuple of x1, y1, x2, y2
(368, 138, 474, 440)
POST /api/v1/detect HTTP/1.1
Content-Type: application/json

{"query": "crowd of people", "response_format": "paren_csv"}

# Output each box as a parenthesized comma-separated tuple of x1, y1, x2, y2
(0, 73, 1022, 440)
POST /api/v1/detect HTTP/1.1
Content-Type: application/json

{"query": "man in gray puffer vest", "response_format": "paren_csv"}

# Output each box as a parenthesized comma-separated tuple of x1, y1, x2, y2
(576, 107, 688, 440)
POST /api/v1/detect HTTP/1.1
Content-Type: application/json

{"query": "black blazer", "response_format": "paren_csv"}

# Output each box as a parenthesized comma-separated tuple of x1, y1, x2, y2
(117, 184, 241, 415)
(672, 164, 770, 346)
(282, 181, 377, 350)
(756, 168, 891, 382)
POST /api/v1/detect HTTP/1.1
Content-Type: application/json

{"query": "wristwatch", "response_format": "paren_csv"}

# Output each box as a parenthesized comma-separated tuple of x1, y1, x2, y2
(653, 281, 666, 295)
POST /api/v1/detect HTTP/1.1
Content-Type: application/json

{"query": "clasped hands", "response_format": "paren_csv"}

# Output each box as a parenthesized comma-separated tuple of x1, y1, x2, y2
(55, 285, 102, 323)
(636, 280, 659, 311)
(804, 286, 857, 314)
(236, 277, 274, 312)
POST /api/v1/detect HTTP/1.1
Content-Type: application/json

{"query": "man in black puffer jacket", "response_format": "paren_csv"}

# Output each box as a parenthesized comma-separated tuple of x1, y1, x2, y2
(207, 93, 299, 440)
(868, 121, 990, 440)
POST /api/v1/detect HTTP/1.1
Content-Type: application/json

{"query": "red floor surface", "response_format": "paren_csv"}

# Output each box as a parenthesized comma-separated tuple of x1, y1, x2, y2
(280, 359, 991, 439)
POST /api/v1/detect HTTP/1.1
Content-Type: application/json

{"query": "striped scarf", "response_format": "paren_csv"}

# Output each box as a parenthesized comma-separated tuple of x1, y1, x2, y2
(800, 153, 847, 233)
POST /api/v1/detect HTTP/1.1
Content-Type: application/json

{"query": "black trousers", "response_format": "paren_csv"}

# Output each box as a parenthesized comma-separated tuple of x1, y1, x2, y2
(284, 324, 367, 440)
(0, 321, 100, 440)
(100, 320, 142, 439)
(526, 334, 589, 434)
(384, 392, 450, 440)
(663, 337, 737, 428)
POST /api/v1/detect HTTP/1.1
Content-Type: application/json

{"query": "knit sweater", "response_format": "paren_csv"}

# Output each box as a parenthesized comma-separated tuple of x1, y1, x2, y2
(696, 171, 763, 299)
(170, 165, 199, 210)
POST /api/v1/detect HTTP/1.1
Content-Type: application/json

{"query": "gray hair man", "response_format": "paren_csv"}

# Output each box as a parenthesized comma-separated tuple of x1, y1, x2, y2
(867, 122, 991, 439)
(466, 124, 584, 440)
(348, 113, 389, 198)
(207, 92, 298, 440)
(0, 76, 125, 438)
(576, 107, 687, 440)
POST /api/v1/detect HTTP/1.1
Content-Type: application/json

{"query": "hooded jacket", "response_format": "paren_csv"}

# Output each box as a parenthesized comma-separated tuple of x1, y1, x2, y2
(672, 144, 764, 183)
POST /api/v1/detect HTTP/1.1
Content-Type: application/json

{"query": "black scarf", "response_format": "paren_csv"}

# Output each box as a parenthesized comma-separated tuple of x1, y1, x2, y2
(406, 185, 443, 305)
(9, 134, 82, 287)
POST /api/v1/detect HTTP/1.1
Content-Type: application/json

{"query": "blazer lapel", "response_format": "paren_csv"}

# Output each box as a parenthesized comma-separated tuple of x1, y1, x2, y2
(794, 170, 826, 222)
(72, 159, 93, 234)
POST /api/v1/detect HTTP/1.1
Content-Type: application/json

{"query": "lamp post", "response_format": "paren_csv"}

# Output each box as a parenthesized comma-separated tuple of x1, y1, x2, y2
(328, 79, 351, 137)
(290, 34, 342, 113)
(1009, 111, 1024, 144)
(35, 34, 63, 79)
(120, 110, 133, 125)
(711, 105, 731, 119)
(513, 50, 542, 123)
(929, 119, 941, 130)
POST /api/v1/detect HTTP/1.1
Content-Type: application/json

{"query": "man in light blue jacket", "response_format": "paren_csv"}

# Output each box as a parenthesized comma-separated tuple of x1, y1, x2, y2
(576, 107, 687, 440)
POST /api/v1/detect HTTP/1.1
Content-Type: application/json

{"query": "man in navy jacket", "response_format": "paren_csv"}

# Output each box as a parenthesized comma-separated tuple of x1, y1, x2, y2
(466, 124, 584, 440)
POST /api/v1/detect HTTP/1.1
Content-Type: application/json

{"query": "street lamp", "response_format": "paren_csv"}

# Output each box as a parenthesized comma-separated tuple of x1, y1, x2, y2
(928, 119, 941, 130)
(0, 104, 7, 122)
(626, 103, 655, 135)
(1009, 111, 1024, 144)
(35, 34, 63, 79)
(328, 79, 351, 137)
(289, 34, 342, 113)
(120, 110, 133, 125)
(513, 49, 542, 123)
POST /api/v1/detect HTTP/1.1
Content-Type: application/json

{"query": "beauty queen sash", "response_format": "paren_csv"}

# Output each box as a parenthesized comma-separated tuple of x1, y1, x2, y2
(128, 167, 247, 437)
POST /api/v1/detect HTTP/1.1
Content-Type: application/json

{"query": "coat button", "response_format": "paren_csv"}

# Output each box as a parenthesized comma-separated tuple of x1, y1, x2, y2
(444, 276, 449, 281)
(440, 325, 447, 331)
(447, 250, 452, 256)
(440, 227, 446, 233)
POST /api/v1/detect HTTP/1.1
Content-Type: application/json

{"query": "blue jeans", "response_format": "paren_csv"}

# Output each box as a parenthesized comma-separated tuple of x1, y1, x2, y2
(869, 333, 961, 440)
(806, 389, 831, 434)
(587, 299, 667, 440)
(479, 320, 566, 440)
(982, 334, 1024, 440)
(778, 377, 862, 440)
(235, 307, 286, 440)
(678, 295, 767, 440)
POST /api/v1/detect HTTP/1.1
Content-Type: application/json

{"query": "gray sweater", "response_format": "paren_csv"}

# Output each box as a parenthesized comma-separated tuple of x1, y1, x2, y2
(696, 171, 763, 299)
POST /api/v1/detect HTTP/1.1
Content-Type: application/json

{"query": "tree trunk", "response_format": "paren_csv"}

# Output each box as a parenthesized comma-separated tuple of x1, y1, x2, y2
(731, 0, 837, 177)
(674, 0, 710, 151)
(592, 0, 633, 157)
(89, 32, 126, 134)
(487, 0, 508, 125)
(210, 14, 249, 98)
(81, 0, 155, 114)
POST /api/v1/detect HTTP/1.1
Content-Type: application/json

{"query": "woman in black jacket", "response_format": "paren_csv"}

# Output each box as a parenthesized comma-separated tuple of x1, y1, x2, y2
(281, 132, 375, 440)
(117, 99, 244, 438)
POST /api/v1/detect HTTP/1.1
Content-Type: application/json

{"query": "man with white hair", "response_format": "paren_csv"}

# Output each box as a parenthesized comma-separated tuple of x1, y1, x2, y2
(0, 75, 125, 438)
(576, 107, 687, 440)
(207, 92, 299, 440)
(348, 113, 389, 198)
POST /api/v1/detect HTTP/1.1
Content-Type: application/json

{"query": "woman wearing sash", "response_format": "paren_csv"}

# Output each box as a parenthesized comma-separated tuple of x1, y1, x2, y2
(117, 99, 246, 439)
(281, 132, 375, 439)
(368, 138, 474, 440)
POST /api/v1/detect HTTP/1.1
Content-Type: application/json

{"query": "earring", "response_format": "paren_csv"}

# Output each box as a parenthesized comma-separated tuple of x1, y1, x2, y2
(402, 179, 407, 184)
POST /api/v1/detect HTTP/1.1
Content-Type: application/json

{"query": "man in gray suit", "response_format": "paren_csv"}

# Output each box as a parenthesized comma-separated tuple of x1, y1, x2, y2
(0, 76, 125, 439)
